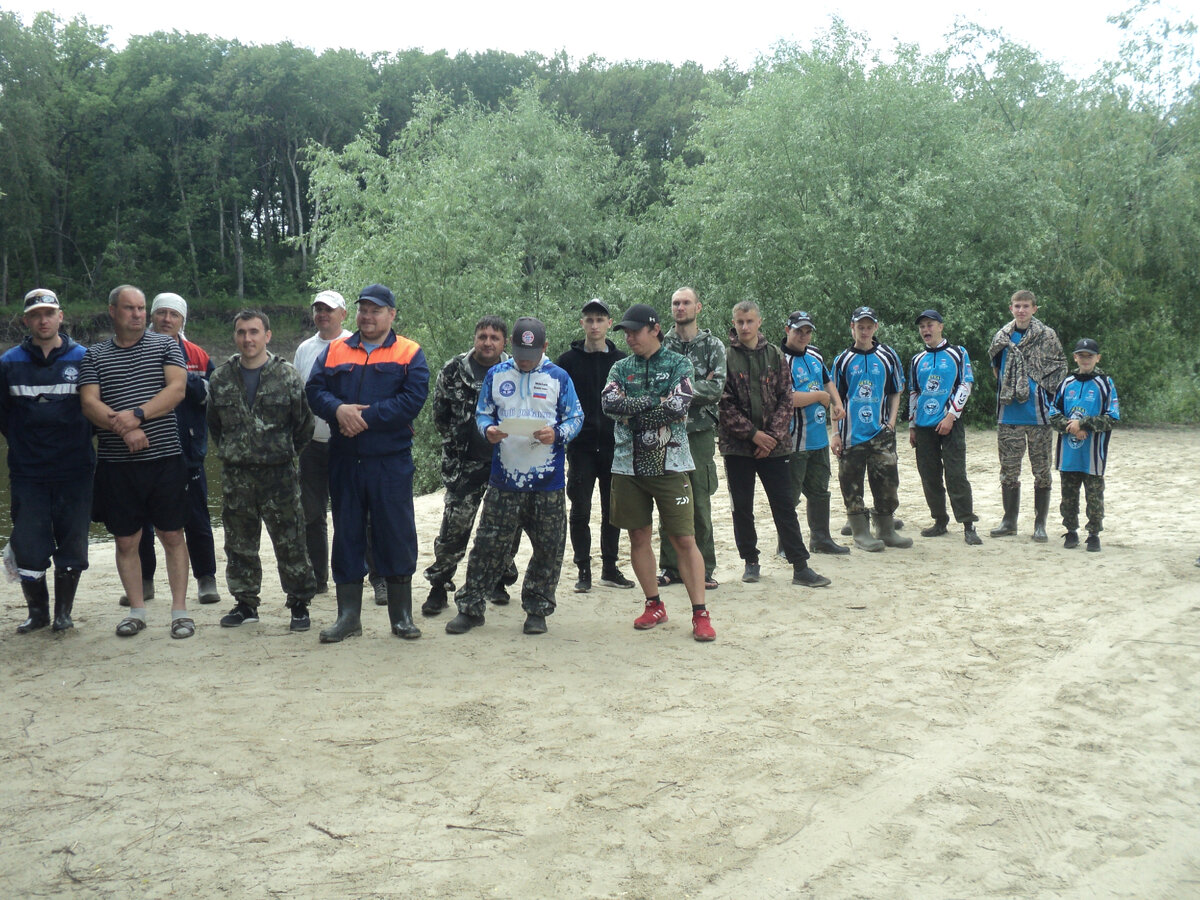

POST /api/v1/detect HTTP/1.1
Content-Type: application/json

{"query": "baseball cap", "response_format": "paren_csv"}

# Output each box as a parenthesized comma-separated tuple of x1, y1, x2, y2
(613, 304, 659, 331)
(313, 290, 347, 310)
(581, 298, 611, 316)
(23, 289, 61, 313)
(512, 317, 547, 362)
(914, 309, 943, 324)
(358, 284, 395, 308)
(786, 310, 815, 330)
(1073, 338, 1100, 355)
(851, 306, 878, 323)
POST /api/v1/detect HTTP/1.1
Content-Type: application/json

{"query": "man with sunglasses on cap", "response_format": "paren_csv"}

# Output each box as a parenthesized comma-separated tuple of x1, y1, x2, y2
(307, 284, 429, 643)
(830, 306, 911, 552)
(908, 309, 983, 545)
(0, 289, 94, 634)
(782, 310, 848, 555)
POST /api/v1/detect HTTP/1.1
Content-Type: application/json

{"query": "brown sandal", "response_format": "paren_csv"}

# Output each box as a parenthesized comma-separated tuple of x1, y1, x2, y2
(170, 617, 195, 639)
(116, 616, 147, 637)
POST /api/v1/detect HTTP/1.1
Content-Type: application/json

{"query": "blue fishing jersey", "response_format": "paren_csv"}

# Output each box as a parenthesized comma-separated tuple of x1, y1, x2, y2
(831, 342, 905, 449)
(1050, 373, 1119, 476)
(908, 342, 974, 428)
(786, 347, 832, 452)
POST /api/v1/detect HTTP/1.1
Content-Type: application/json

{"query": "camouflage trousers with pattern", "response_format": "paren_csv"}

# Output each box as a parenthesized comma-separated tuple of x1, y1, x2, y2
(454, 487, 565, 617)
(221, 463, 316, 609)
(1059, 471, 1105, 534)
(423, 472, 519, 589)
(838, 428, 901, 517)
(997, 424, 1054, 490)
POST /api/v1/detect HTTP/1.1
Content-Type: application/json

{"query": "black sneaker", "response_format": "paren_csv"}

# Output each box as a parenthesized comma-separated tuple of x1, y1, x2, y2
(445, 612, 485, 634)
(1063, 531, 1079, 549)
(742, 563, 761, 583)
(964, 525, 983, 546)
(523, 614, 547, 635)
(574, 569, 592, 593)
(1086, 534, 1101, 552)
(920, 521, 948, 537)
(599, 568, 635, 589)
(792, 565, 831, 587)
(422, 582, 452, 617)
(290, 605, 311, 632)
(220, 603, 259, 627)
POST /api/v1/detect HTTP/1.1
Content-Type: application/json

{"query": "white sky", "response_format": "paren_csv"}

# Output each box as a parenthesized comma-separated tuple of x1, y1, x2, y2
(5, 0, 1191, 78)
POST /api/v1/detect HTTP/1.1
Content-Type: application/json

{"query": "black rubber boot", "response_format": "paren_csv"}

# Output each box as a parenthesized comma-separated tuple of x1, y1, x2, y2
(52, 568, 81, 632)
(319, 583, 363, 643)
(17, 578, 51, 634)
(990, 485, 1020, 537)
(1032, 486, 1051, 543)
(875, 513, 913, 549)
(387, 577, 421, 640)
(808, 504, 850, 555)
(848, 512, 884, 552)
(422, 580, 452, 617)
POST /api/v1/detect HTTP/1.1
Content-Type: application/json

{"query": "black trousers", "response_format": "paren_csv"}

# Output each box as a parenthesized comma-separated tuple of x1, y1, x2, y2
(724, 454, 810, 566)
(566, 446, 620, 569)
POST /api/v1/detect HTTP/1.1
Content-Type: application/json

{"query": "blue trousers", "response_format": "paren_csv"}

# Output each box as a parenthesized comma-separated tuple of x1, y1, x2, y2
(329, 452, 417, 584)
(10, 477, 91, 578)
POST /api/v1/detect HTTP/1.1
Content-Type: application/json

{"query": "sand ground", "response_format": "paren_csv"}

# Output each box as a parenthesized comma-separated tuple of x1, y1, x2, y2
(1, 426, 1197, 899)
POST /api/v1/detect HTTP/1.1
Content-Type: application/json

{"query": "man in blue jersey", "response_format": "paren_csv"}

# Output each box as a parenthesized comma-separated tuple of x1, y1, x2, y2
(1048, 339, 1119, 552)
(987, 290, 1066, 542)
(782, 311, 848, 555)
(908, 310, 983, 545)
(446, 317, 583, 636)
(830, 307, 911, 552)
(0, 289, 95, 633)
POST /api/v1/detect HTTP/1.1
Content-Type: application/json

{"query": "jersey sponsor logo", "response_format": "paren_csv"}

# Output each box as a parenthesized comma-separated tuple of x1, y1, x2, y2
(499, 380, 516, 397)
(62, 365, 79, 383)
(675, 495, 690, 505)
(815, 408, 826, 424)
(856, 382, 873, 399)
(925, 374, 941, 392)
(924, 398, 941, 416)
(858, 407, 874, 423)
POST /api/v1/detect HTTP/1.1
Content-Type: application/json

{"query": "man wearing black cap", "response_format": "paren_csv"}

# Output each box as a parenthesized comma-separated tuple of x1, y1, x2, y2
(0, 289, 94, 633)
(556, 299, 633, 593)
(830, 306, 910, 551)
(446, 317, 583, 636)
(307, 284, 429, 642)
(908, 310, 983, 545)
(782, 310, 848, 554)
(602, 303, 717, 641)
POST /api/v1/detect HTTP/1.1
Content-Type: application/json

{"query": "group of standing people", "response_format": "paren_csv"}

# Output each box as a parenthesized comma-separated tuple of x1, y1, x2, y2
(1, 283, 1144, 644)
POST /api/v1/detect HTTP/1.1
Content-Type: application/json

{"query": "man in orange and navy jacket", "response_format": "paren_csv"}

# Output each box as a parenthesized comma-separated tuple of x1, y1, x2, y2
(305, 283, 429, 644)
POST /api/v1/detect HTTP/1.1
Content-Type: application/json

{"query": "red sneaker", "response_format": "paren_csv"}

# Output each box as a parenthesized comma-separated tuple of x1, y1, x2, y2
(691, 608, 716, 642)
(634, 599, 668, 630)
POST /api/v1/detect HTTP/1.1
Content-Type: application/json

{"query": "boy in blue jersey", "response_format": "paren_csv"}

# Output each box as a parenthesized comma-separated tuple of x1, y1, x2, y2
(830, 307, 911, 551)
(447, 317, 583, 636)
(908, 310, 983, 545)
(782, 311, 848, 554)
(1048, 339, 1119, 552)
(987, 290, 1066, 542)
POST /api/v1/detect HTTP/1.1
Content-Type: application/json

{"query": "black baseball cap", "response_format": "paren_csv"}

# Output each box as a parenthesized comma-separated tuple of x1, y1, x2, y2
(1073, 338, 1100, 355)
(914, 309, 943, 324)
(358, 284, 395, 308)
(581, 298, 611, 315)
(851, 306, 878, 323)
(614, 304, 659, 331)
(512, 317, 547, 361)
(786, 311, 815, 330)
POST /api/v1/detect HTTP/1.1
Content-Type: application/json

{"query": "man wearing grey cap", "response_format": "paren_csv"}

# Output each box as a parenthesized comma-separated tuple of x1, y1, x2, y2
(446, 316, 583, 636)
(0, 289, 94, 633)
(830, 306, 911, 551)
(908, 309, 982, 545)
(307, 284, 429, 642)
(294, 290, 352, 595)
(118, 291, 222, 608)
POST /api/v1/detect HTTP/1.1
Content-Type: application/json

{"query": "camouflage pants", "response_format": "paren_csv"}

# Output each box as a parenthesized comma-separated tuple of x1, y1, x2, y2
(1059, 471, 1105, 534)
(424, 475, 519, 589)
(221, 463, 316, 608)
(998, 424, 1053, 489)
(455, 487, 565, 617)
(838, 428, 901, 517)
(659, 427, 719, 578)
(912, 421, 977, 525)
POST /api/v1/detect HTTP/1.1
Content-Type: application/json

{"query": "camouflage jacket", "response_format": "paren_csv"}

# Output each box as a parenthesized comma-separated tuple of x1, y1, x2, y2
(432, 348, 510, 490)
(207, 352, 314, 467)
(719, 332, 793, 459)
(602, 346, 694, 476)
(662, 326, 727, 434)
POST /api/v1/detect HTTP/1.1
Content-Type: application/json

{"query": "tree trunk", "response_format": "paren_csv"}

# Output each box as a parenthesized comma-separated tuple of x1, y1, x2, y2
(173, 147, 202, 299)
(232, 196, 245, 300)
(288, 142, 307, 273)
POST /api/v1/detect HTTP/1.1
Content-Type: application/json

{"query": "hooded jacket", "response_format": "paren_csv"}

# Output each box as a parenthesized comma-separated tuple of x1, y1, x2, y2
(719, 331, 792, 459)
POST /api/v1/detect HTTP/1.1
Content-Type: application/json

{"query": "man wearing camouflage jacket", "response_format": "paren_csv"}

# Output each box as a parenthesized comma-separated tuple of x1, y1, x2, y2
(207, 310, 317, 632)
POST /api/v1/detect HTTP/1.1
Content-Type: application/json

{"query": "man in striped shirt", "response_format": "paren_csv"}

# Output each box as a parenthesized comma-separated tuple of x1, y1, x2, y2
(80, 285, 193, 639)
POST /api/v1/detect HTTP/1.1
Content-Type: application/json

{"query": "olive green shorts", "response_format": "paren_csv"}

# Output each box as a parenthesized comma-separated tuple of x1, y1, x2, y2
(609, 472, 695, 536)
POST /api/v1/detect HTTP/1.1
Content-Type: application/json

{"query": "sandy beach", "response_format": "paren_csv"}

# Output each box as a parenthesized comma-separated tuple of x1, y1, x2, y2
(1, 426, 1197, 898)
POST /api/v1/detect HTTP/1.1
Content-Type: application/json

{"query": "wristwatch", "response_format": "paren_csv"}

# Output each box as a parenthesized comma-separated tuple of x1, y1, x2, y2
(133, 407, 145, 422)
